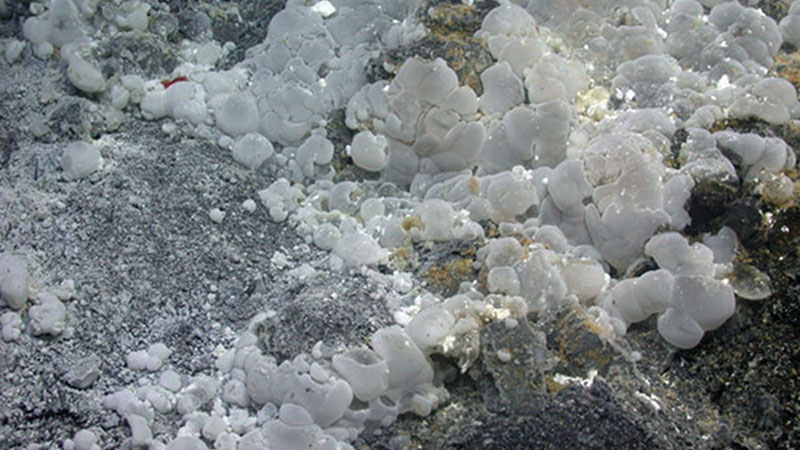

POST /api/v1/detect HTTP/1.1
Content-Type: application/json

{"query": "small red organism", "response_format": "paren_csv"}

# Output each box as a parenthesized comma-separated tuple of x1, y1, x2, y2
(161, 76, 188, 89)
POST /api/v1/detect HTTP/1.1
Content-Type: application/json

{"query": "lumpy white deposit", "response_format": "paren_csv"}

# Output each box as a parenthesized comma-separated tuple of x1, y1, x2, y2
(12, 0, 800, 447)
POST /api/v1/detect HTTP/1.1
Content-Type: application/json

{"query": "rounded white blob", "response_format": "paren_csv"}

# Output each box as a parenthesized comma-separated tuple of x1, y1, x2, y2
(561, 259, 606, 302)
(350, 130, 389, 171)
(332, 232, 386, 266)
(313, 223, 341, 250)
(359, 198, 386, 222)
(232, 133, 274, 169)
(657, 307, 704, 349)
(487, 266, 521, 295)
(208, 208, 225, 223)
(413, 199, 455, 241)
(216, 92, 259, 136)
(67, 59, 106, 93)
(671, 275, 735, 331)
(405, 306, 455, 350)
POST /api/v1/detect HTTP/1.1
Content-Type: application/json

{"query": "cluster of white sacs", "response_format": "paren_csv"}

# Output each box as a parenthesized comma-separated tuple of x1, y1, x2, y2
(1, 253, 75, 342)
(5, 0, 799, 448)
(90, 281, 527, 450)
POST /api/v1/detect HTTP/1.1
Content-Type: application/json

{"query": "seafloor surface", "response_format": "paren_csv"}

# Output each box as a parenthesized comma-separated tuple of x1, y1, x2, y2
(1, 1, 799, 449)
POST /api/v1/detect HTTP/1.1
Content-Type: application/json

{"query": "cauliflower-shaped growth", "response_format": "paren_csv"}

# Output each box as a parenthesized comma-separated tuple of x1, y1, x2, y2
(678, 128, 739, 183)
(345, 58, 484, 184)
(598, 5, 664, 63)
(608, 232, 736, 349)
(678, 128, 796, 187)
(665, 0, 720, 69)
(261, 404, 354, 450)
(667, 0, 782, 80)
(704, 2, 782, 77)
(333, 231, 387, 267)
(290, 134, 334, 180)
(713, 130, 796, 181)
(477, 237, 568, 310)
(725, 76, 800, 125)
(257, 178, 306, 222)
(538, 160, 593, 244)
(476, 2, 587, 106)
(141, 81, 209, 125)
(475, 2, 546, 77)
(780, 1, 800, 47)
(405, 199, 482, 242)
(263, 356, 354, 428)
(524, 54, 588, 105)
(584, 157, 675, 271)
(349, 130, 389, 172)
(585, 200, 670, 273)
(243, 0, 418, 146)
(612, 55, 681, 108)
(22, 0, 89, 53)
(479, 61, 525, 115)
(332, 349, 389, 402)
(419, 167, 540, 224)
(479, 102, 571, 173)
(555, 111, 692, 270)
(371, 326, 443, 416)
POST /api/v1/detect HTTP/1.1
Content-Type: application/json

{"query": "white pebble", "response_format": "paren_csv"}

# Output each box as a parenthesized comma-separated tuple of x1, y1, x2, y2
(61, 142, 102, 181)
(29, 293, 67, 336)
(116, 1, 151, 31)
(111, 85, 130, 110)
(1, 311, 23, 342)
(126, 350, 150, 371)
(561, 259, 606, 302)
(142, 386, 175, 414)
(67, 58, 107, 93)
(0, 253, 29, 310)
(503, 318, 519, 329)
(215, 349, 236, 373)
(271, 251, 290, 269)
(209, 208, 225, 223)
(762, 173, 795, 206)
(497, 349, 512, 363)
(159, 370, 183, 392)
(332, 231, 387, 266)
(127, 414, 152, 447)
(241, 199, 256, 213)
(218, 135, 234, 148)
(73, 429, 99, 450)
(4, 39, 25, 64)
(121, 74, 145, 99)
(148, 342, 172, 361)
(311, 0, 336, 17)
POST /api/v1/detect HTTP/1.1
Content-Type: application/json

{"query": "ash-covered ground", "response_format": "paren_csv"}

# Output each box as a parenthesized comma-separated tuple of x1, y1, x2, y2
(1, 1, 799, 449)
